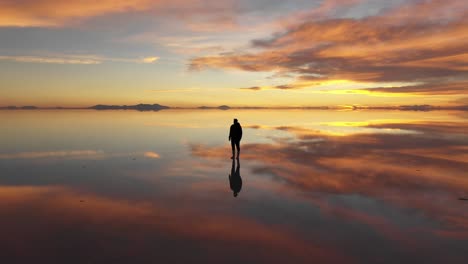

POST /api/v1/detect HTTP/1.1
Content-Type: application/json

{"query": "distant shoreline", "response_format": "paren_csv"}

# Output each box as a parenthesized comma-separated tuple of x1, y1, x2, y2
(1, 104, 467, 111)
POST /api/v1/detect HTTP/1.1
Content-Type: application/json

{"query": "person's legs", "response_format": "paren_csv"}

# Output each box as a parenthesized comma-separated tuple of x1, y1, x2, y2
(231, 141, 235, 158)
(235, 140, 240, 158)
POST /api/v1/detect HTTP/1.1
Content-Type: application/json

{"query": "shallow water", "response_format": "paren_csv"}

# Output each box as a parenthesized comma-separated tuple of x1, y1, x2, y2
(0, 109, 467, 263)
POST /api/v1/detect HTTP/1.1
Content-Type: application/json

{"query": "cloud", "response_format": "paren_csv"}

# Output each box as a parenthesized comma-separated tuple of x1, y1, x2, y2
(277, 0, 363, 27)
(274, 84, 295, 90)
(0, 0, 254, 30)
(240, 79, 420, 93)
(0, 0, 155, 27)
(240, 86, 262, 91)
(0, 54, 160, 65)
(0, 55, 102, 65)
(144, 151, 161, 158)
(453, 97, 468, 105)
(141, 56, 159, 63)
(146, 88, 200, 93)
(190, 0, 468, 96)
(364, 81, 468, 95)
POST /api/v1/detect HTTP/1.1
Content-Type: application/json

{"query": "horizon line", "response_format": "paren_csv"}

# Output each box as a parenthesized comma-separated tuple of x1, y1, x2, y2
(1, 103, 467, 111)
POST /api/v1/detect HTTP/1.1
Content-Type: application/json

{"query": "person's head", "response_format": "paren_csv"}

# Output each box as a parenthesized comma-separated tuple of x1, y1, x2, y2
(233, 118, 238, 124)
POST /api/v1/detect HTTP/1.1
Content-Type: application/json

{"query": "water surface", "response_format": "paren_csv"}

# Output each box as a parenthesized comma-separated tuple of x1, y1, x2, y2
(0, 109, 467, 263)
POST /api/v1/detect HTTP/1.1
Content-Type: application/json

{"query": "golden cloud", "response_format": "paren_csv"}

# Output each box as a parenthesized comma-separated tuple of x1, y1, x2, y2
(144, 151, 161, 158)
(141, 56, 159, 63)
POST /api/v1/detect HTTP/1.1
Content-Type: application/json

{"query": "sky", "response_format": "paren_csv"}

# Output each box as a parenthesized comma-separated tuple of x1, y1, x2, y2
(0, 0, 467, 107)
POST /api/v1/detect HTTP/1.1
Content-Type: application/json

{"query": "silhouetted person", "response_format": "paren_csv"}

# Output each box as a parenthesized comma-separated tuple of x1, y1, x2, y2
(229, 158, 242, 197)
(229, 118, 242, 159)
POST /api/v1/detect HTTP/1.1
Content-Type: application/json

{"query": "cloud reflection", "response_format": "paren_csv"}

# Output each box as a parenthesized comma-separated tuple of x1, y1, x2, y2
(0, 150, 104, 159)
(0, 185, 347, 263)
(190, 120, 468, 245)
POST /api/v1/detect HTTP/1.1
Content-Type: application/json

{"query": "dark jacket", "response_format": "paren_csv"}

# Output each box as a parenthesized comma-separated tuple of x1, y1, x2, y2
(229, 123, 243, 141)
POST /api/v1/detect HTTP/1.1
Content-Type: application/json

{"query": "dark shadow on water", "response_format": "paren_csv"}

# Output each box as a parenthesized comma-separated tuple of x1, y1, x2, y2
(229, 158, 242, 197)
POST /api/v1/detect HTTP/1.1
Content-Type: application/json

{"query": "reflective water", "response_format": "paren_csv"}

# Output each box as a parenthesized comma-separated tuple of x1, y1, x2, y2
(0, 110, 467, 263)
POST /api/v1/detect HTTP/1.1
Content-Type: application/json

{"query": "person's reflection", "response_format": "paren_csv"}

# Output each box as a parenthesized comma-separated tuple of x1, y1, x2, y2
(229, 158, 242, 197)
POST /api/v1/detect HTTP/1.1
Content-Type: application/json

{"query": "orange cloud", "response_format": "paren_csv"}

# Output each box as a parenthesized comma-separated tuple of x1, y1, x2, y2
(143, 151, 161, 158)
(0, 0, 155, 27)
(0, 0, 245, 30)
(190, 0, 468, 96)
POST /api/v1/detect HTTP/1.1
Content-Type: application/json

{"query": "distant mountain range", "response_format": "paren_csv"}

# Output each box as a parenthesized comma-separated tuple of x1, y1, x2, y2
(198, 105, 230, 110)
(2, 106, 38, 110)
(90, 104, 170, 111)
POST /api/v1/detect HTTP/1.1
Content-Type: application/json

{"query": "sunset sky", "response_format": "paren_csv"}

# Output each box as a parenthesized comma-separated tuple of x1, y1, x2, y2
(0, 0, 467, 107)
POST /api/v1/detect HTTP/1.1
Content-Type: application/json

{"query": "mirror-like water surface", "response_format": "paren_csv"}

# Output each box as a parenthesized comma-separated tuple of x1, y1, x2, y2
(1, 110, 467, 263)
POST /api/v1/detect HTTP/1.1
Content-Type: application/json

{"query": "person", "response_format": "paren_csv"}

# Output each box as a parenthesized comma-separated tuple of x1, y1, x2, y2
(229, 158, 242, 197)
(228, 118, 242, 159)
